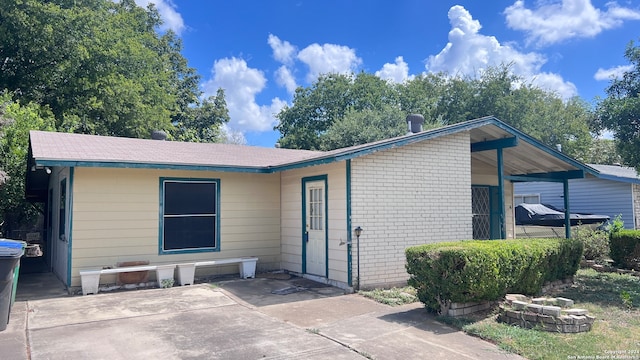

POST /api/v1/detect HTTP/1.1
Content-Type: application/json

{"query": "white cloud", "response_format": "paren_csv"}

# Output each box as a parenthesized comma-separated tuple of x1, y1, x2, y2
(594, 64, 634, 81)
(134, 0, 185, 35)
(275, 66, 298, 94)
(529, 72, 578, 99)
(504, 0, 640, 46)
(297, 43, 362, 82)
(376, 56, 414, 83)
(268, 34, 297, 65)
(427, 5, 577, 99)
(201, 57, 286, 132)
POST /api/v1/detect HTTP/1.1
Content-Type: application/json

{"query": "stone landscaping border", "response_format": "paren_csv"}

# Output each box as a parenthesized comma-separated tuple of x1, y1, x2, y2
(497, 294, 595, 333)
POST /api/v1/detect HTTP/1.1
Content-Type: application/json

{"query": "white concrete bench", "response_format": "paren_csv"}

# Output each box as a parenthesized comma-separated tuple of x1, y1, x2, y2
(176, 257, 258, 286)
(79, 264, 175, 296)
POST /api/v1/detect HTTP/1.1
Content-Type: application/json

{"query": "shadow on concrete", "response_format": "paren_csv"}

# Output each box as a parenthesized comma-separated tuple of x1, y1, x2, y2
(377, 307, 459, 335)
(15, 272, 70, 301)
(214, 273, 347, 308)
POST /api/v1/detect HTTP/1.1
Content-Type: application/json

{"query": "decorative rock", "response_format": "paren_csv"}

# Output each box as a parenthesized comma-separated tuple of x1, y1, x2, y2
(563, 308, 588, 316)
(542, 305, 562, 317)
(532, 297, 547, 305)
(511, 300, 528, 310)
(569, 315, 588, 325)
(539, 314, 557, 324)
(506, 294, 527, 303)
(526, 303, 543, 313)
(555, 297, 574, 307)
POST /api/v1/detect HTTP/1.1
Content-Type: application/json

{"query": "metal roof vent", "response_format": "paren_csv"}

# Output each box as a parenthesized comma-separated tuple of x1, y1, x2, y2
(151, 130, 167, 141)
(406, 114, 425, 134)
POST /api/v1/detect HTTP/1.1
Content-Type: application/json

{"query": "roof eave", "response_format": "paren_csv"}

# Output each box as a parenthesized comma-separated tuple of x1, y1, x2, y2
(33, 159, 271, 174)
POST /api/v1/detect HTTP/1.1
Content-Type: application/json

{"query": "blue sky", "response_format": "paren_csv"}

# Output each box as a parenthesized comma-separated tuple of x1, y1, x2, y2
(136, 0, 640, 147)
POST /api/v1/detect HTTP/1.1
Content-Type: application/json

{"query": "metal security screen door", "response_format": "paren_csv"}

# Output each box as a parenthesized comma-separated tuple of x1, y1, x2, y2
(304, 179, 327, 276)
(472, 186, 491, 239)
(472, 186, 501, 240)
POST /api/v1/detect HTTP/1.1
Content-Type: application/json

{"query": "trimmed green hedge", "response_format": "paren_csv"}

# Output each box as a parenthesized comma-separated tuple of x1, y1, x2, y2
(405, 238, 583, 314)
(610, 230, 640, 270)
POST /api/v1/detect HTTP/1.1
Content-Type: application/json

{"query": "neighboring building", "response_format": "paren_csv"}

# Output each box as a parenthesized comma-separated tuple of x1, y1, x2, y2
(515, 164, 640, 229)
(25, 116, 598, 290)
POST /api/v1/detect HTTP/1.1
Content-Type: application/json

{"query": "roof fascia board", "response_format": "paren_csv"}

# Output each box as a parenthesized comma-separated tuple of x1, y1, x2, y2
(595, 173, 640, 184)
(34, 159, 269, 174)
(506, 170, 585, 182)
(471, 136, 518, 152)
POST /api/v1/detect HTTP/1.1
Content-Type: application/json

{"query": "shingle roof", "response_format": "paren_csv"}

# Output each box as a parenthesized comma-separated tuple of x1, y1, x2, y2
(29, 117, 598, 177)
(588, 164, 640, 183)
(29, 131, 322, 169)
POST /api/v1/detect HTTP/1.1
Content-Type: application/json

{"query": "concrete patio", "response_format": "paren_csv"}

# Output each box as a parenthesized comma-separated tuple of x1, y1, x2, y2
(0, 272, 524, 359)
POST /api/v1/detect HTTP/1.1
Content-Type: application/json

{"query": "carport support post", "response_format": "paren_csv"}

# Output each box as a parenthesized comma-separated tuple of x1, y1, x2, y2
(563, 179, 571, 238)
(497, 148, 506, 239)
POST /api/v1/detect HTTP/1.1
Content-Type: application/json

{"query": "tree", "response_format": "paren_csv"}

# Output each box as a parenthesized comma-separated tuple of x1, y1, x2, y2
(275, 72, 397, 150)
(583, 138, 622, 165)
(0, 92, 55, 236)
(276, 65, 595, 159)
(0, 0, 226, 140)
(596, 40, 640, 170)
(173, 89, 230, 143)
(319, 105, 408, 150)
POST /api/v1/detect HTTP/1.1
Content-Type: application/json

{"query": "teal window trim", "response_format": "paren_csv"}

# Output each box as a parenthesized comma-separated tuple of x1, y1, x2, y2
(158, 177, 221, 255)
(67, 167, 74, 286)
(301, 175, 329, 276)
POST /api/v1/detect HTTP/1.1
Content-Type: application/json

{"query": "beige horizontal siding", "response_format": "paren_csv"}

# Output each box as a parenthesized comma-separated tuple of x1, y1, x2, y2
(280, 162, 348, 284)
(70, 168, 281, 287)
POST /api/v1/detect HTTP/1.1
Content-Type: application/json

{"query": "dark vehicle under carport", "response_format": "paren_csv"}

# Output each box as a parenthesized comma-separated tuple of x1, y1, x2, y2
(515, 203, 610, 227)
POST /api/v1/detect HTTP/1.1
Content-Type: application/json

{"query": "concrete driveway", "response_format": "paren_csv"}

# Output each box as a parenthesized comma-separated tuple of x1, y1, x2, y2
(1, 274, 524, 360)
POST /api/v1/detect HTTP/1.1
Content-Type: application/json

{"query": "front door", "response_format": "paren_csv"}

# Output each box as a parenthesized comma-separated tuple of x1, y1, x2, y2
(303, 177, 327, 276)
(472, 186, 501, 239)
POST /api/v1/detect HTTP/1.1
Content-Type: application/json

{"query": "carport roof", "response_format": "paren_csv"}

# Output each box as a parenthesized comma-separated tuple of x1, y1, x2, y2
(27, 116, 599, 200)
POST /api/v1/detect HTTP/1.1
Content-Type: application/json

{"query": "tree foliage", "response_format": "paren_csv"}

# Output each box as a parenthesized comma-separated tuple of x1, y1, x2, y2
(0, 0, 228, 140)
(0, 93, 55, 235)
(596, 40, 640, 170)
(276, 65, 596, 160)
(320, 105, 408, 150)
(275, 72, 397, 150)
(0, 0, 230, 232)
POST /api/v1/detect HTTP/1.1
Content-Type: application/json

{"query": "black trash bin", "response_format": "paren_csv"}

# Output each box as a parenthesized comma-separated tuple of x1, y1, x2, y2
(0, 239, 26, 331)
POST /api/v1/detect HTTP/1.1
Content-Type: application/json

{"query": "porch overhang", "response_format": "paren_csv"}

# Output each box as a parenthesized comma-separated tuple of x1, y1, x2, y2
(469, 120, 598, 239)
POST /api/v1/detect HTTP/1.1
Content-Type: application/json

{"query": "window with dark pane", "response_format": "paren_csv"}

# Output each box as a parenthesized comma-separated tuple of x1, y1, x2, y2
(162, 180, 218, 251)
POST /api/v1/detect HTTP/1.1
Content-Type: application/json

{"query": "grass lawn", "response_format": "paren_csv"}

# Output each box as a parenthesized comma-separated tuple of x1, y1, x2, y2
(359, 269, 640, 359)
(438, 269, 640, 360)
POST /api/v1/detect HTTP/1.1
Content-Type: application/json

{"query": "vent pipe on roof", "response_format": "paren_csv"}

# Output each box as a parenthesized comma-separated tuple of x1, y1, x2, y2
(151, 130, 167, 141)
(406, 114, 425, 134)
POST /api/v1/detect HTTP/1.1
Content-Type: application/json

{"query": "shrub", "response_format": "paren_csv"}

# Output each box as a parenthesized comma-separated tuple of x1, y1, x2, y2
(405, 238, 583, 314)
(573, 226, 610, 264)
(610, 230, 640, 270)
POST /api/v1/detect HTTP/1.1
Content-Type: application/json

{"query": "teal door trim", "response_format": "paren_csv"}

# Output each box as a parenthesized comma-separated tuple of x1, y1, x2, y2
(67, 167, 74, 286)
(301, 175, 329, 277)
(497, 148, 506, 239)
(346, 160, 352, 287)
(563, 179, 571, 238)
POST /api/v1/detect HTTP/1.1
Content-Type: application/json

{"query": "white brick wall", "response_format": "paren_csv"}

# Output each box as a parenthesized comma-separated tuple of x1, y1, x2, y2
(351, 132, 472, 288)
